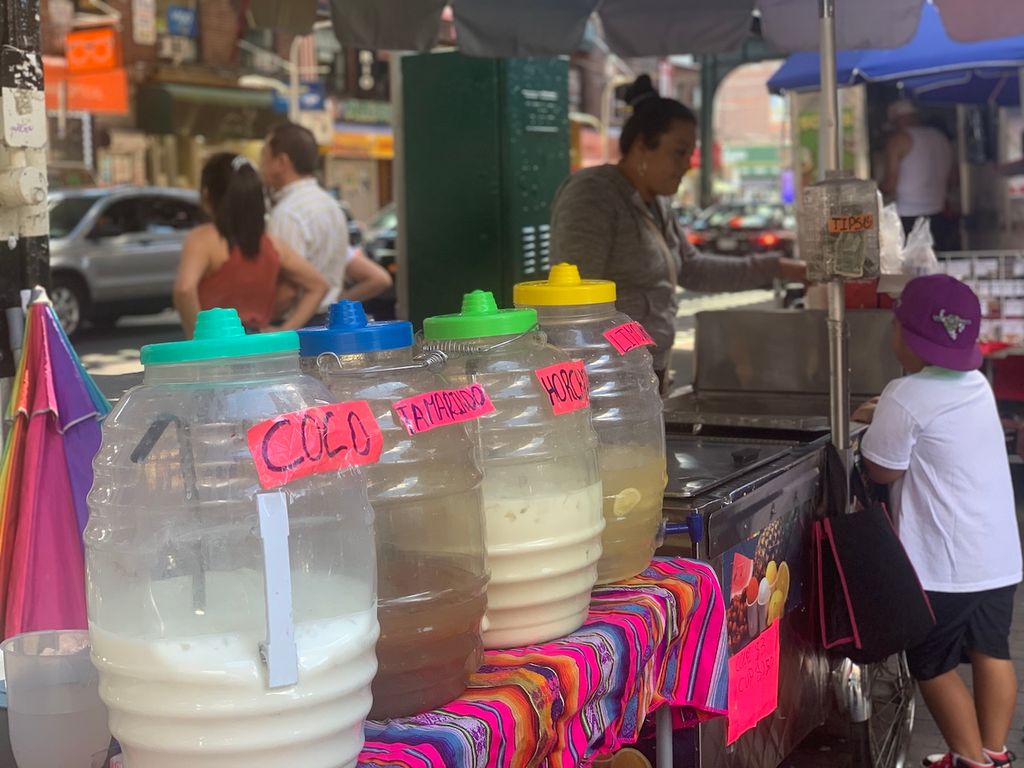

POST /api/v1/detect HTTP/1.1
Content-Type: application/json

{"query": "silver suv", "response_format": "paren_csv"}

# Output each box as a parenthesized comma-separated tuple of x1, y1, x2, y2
(49, 187, 201, 336)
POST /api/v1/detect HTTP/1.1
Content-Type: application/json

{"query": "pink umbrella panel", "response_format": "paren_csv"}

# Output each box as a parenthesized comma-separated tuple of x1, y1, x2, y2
(0, 299, 109, 639)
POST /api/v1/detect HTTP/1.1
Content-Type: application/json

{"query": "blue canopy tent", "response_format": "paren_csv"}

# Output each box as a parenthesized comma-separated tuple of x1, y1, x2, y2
(902, 68, 1020, 105)
(768, 1, 1024, 104)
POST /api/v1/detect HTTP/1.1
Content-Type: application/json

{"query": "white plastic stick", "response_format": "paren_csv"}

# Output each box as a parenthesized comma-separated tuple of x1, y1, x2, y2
(257, 492, 298, 689)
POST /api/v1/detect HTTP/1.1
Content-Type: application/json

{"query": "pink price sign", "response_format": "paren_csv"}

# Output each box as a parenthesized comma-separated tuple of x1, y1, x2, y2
(535, 360, 590, 415)
(603, 321, 655, 355)
(247, 401, 383, 490)
(726, 620, 781, 745)
(393, 384, 496, 435)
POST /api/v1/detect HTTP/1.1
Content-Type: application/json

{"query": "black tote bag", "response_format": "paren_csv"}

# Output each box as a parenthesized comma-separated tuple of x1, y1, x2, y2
(812, 444, 935, 664)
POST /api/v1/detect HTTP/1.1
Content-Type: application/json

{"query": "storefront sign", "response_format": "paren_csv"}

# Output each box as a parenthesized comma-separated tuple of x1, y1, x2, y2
(132, 0, 157, 45)
(44, 59, 129, 115)
(247, 402, 383, 490)
(535, 360, 590, 416)
(336, 98, 392, 125)
(726, 621, 780, 745)
(604, 321, 655, 355)
(166, 6, 197, 38)
(65, 27, 119, 73)
(393, 384, 496, 435)
(331, 129, 394, 159)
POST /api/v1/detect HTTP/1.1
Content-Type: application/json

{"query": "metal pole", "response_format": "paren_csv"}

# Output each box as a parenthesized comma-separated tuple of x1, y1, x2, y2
(819, 0, 850, 465)
(288, 35, 301, 123)
(0, 0, 50, 446)
(655, 705, 673, 768)
(390, 53, 408, 321)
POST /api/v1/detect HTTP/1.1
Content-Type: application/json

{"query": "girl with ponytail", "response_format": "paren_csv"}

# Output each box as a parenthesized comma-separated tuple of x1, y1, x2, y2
(173, 152, 328, 338)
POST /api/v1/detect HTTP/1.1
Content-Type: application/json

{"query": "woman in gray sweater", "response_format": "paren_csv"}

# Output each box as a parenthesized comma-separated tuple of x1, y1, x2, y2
(550, 75, 804, 390)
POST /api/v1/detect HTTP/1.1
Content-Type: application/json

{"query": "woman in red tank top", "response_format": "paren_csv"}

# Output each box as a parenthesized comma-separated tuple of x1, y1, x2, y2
(174, 152, 328, 338)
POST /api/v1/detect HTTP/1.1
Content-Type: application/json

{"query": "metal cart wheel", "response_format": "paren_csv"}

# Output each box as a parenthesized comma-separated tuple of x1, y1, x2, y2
(835, 655, 916, 768)
(867, 654, 916, 768)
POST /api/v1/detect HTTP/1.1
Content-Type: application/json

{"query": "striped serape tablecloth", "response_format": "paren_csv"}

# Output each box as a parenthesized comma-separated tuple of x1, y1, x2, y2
(359, 558, 728, 767)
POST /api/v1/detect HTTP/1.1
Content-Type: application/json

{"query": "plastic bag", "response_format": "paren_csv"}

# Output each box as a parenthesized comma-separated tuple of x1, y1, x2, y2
(878, 198, 905, 274)
(901, 216, 939, 276)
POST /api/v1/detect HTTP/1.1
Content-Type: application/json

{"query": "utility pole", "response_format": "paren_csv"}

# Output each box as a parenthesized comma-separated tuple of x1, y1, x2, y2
(0, 0, 49, 387)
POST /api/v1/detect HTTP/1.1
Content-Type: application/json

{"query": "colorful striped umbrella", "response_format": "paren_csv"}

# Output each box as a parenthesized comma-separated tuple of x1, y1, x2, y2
(0, 293, 109, 638)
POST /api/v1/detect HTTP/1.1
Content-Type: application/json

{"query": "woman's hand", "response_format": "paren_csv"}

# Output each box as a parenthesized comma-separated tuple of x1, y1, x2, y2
(852, 397, 880, 424)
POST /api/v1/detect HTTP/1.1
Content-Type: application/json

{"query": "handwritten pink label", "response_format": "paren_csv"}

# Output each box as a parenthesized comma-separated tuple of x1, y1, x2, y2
(726, 621, 780, 745)
(603, 321, 655, 355)
(393, 384, 496, 435)
(247, 402, 383, 490)
(535, 360, 590, 415)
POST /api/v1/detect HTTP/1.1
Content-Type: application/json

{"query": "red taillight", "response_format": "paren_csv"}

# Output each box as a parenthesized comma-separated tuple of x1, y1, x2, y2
(758, 232, 780, 248)
(728, 216, 744, 229)
(687, 232, 704, 246)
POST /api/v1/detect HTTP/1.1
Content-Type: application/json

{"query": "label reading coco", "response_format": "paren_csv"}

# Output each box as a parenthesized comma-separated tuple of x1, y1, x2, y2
(535, 360, 590, 415)
(247, 401, 383, 490)
(604, 321, 655, 355)
(393, 384, 496, 435)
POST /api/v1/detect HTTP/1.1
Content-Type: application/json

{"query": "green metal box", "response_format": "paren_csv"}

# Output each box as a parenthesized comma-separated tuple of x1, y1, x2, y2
(401, 52, 569, 326)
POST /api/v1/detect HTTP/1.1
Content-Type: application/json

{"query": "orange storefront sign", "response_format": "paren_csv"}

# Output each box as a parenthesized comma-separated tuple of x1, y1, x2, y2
(332, 130, 394, 159)
(43, 57, 129, 115)
(65, 27, 120, 73)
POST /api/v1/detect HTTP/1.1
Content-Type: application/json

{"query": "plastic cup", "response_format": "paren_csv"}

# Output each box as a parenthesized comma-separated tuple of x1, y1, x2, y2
(2, 630, 111, 768)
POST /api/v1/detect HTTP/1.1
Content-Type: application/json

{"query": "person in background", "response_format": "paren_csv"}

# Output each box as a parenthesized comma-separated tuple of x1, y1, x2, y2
(260, 122, 391, 322)
(549, 75, 805, 392)
(854, 275, 1020, 768)
(174, 152, 328, 339)
(880, 100, 958, 251)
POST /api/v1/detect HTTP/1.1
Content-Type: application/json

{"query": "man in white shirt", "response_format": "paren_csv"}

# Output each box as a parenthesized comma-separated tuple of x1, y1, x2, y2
(260, 122, 391, 320)
(880, 100, 958, 251)
(856, 275, 1021, 768)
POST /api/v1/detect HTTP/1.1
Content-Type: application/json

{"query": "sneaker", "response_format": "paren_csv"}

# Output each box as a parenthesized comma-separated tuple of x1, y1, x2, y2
(984, 749, 1015, 767)
(924, 755, 999, 768)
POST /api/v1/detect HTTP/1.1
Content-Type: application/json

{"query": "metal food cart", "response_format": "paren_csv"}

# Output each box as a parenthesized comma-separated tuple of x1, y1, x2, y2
(655, 308, 915, 768)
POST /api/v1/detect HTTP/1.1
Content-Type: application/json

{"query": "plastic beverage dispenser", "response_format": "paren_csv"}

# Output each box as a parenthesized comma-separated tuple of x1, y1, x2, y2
(85, 309, 379, 768)
(422, 291, 604, 648)
(514, 264, 667, 583)
(297, 301, 488, 719)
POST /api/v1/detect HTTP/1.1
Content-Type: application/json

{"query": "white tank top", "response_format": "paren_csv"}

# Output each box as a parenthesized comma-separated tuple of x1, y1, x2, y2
(896, 126, 953, 218)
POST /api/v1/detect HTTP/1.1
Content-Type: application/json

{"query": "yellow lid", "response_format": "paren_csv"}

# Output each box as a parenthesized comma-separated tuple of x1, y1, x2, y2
(513, 263, 617, 307)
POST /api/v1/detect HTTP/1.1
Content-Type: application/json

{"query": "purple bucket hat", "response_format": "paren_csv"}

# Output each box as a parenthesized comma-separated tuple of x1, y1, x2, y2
(894, 274, 983, 371)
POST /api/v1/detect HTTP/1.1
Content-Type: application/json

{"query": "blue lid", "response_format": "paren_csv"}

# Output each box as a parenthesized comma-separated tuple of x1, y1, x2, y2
(297, 301, 414, 356)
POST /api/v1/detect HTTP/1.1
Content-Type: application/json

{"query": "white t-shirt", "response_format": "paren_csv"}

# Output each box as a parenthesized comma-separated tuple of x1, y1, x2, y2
(862, 368, 1021, 593)
(268, 178, 350, 312)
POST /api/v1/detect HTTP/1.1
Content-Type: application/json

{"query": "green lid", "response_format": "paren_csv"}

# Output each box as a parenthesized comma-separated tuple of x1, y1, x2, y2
(423, 290, 537, 341)
(141, 308, 299, 366)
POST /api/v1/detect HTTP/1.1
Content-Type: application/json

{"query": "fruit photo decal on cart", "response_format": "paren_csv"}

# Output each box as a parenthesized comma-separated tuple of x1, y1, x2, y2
(723, 517, 803, 655)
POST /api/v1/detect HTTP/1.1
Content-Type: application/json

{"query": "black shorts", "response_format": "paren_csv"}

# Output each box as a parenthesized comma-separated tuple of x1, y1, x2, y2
(906, 585, 1017, 681)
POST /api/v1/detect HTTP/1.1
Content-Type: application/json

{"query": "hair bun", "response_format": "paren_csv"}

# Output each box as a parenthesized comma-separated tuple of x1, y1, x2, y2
(625, 74, 658, 109)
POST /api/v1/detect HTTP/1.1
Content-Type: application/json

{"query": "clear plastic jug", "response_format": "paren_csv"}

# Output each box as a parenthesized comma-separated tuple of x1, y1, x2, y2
(422, 291, 604, 649)
(85, 309, 379, 768)
(298, 301, 488, 719)
(515, 264, 666, 584)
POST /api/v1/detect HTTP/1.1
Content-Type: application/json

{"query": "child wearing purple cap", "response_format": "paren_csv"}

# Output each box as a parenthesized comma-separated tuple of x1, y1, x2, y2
(855, 274, 1022, 768)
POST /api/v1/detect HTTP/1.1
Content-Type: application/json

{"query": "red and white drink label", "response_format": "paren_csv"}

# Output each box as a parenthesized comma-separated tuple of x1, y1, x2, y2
(535, 360, 590, 415)
(603, 321, 655, 355)
(393, 384, 495, 435)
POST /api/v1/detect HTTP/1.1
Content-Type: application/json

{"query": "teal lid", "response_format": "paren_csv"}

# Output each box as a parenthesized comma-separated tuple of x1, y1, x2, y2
(422, 290, 537, 341)
(141, 308, 299, 366)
